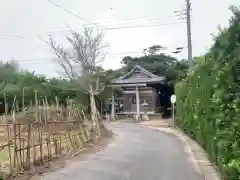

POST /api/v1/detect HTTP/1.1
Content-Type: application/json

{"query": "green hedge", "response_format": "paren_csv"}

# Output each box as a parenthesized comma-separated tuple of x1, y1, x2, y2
(176, 7, 240, 180)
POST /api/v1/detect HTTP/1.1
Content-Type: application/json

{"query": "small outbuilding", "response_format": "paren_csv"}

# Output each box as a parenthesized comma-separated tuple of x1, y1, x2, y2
(110, 65, 173, 120)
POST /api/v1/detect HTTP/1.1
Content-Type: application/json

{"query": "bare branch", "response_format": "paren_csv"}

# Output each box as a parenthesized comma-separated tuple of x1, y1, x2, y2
(48, 26, 107, 95)
(66, 27, 107, 72)
(47, 36, 76, 80)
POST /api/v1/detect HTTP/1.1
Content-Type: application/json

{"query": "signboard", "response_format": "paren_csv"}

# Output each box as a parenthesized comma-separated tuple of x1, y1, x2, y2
(170, 94, 176, 128)
(170, 95, 176, 104)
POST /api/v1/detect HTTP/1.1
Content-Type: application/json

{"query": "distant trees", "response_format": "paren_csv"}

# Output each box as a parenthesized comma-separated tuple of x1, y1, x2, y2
(142, 45, 165, 56)
(112, 46, 189, 85)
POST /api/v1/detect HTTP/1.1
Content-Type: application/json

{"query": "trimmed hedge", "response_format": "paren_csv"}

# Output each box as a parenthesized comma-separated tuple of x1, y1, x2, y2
(176, 7, 240, 180)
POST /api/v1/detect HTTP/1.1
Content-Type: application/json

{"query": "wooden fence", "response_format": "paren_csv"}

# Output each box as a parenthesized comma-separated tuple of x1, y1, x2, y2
(0, 96, 93, 176)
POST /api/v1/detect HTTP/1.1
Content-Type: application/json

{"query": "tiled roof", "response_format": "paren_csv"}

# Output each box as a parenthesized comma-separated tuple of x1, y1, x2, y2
(111, 65, 166, 85)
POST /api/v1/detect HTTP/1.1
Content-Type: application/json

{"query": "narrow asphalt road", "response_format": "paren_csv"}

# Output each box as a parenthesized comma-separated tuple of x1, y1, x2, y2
(41, 122, 203, 180)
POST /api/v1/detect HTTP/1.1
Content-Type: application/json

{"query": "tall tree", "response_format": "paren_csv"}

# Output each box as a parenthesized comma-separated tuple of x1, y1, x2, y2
(120, 50, 189, 84)
(142, 45, 165, 56)
(48, 27, 108, 134)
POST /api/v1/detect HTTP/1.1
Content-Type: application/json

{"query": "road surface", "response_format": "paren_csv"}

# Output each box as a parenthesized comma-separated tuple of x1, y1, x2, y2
(41, 122, 203, 180)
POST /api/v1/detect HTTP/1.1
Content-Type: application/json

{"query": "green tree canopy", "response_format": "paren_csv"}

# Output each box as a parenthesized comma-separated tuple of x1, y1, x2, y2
(113, 48, 189, 84)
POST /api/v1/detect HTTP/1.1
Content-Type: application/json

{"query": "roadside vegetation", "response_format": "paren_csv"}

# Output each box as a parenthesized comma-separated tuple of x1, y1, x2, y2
(176, 6, 240, 180)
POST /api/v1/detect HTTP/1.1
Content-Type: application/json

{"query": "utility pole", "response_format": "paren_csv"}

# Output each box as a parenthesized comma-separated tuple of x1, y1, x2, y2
(186, 0, 193, 67)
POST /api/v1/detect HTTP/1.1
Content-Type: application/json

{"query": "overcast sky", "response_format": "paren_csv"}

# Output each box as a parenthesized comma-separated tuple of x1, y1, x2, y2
(0, 0, 239, 77)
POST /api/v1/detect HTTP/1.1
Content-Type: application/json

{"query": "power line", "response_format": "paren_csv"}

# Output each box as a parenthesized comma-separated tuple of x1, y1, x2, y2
(0, 6, 186, 40)
(95, 21, 185, 30)
(108, 9, 186, 22)
(0, 21, 185, 40)
(94, 9, 186, 25)
(98, 16, 182, 27)
(5, 47, 186, 65)
(97, 16, 185, 27)
(10, 51, 144, 64)
(46, 0, 103, 28)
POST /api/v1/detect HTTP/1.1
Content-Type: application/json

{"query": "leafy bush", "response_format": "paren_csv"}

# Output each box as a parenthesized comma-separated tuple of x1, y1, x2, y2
(176, 6, 240, 180)
(0, 68, 111, 113)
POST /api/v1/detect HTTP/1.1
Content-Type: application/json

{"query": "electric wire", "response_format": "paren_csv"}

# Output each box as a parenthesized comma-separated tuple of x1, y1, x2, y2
(46, 0, 103, 28)
(6, 47, 186, 65)
(0, 21, 185, 40)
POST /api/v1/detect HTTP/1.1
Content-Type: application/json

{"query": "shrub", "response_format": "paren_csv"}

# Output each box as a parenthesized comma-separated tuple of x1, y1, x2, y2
(176, 6, 240, 180)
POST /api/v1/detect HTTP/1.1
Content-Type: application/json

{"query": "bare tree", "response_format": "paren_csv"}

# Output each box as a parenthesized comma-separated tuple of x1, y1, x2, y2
(48, 27, 108, 134)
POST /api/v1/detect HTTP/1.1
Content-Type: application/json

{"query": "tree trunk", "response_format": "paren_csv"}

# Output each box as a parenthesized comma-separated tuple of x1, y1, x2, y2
(89, 86, 100, 135)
